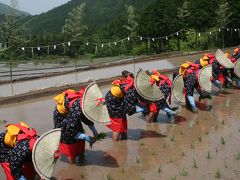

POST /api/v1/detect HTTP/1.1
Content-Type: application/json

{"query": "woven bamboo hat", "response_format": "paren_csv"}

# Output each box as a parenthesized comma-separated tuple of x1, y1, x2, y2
(215, 49, 234, 68)
(198, 65, 212, 92)
(172, 74, 185, 103)
(82, 82, 111, 124)
(234, 59, 240, 78)
(32, 128, 61, 180)
(134, 69, 163, 101)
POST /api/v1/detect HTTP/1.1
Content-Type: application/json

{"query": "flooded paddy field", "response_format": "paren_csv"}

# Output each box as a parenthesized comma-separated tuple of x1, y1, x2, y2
(0, 84, 240, 180)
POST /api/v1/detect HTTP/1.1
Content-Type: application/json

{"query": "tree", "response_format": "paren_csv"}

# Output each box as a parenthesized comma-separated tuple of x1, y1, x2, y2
(62, 3, 88, 40)
(123, 5, 138, 36)
(215, 1, 232, 48)
(1, 0, 19, 48)
(215, 1, 232, 28)
(177, 1, 190, 27)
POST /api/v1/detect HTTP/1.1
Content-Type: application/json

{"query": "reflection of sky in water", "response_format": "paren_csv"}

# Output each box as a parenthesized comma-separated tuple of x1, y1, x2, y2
(0, 59, 174, 97)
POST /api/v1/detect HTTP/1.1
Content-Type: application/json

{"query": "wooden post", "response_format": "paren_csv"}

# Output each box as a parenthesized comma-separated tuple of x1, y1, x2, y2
(9, 60, 14, 95)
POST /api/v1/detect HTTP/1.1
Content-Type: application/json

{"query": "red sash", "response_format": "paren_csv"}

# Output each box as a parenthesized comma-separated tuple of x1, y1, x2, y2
(64, 88, 85, 109)
(6, 124, 37, 151)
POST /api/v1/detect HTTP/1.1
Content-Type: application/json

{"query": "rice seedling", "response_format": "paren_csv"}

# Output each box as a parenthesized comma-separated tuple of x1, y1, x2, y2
(162, 143, 167, 148)
(179, 168, 188, 176)
(107, 174, 114, 180)
(221, 120, 225, 125)
(216, 148, 218, 153)
(158, 167, 161, 174)
(140, 142, 145, 146)
(136, 156, 140, 164)
(224, 160, 228, 168)
(80, 173, 85, 178)
(181, 151, 186, 157)
(121, 168, 125, 173)
(180, 130, 184, 135)
(171, 176, 176, 180)
(220, 137, 225, 145)
(207, 151, 211, 159)
(198, 136, 202, 143)
(234, 152, 240, 160)
(96, 132, 107, 141)
(170, 135, 175, 142)
(215, 169, 221, 178)
(193, 158, 198, 168)
(205, 129, 209, 135)
(191, 143, 194, 149)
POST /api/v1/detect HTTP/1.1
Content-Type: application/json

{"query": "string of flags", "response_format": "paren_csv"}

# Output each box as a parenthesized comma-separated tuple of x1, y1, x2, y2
(0, 27, 239, 54)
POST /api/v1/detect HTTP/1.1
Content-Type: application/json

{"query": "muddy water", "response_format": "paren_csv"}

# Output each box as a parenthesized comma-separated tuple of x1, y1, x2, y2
(0, 52, 208, 97)
(0, 84, 240, 180)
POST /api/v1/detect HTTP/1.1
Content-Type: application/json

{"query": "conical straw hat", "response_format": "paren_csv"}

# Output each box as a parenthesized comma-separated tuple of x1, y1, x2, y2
(82, 82, 111, 124)
(234, 59, 240, 78)
(172, 74, 185, 103)
(32, 128, 61, 180)
(215, 49, 234, 68)
(134, 69, 163, 101)
(198, 65, 212, 92)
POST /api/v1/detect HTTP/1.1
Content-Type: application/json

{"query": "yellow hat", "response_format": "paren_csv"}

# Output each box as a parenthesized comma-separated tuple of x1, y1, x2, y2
(54, 93, 68, 114)
(233, 48, 240, 55)
(19, 121, 29, 128)
(4, 125, 21, 148)
(111, 85, 124, 99)
(202, 55, 210, 60)
(200, 58, 209, 67)
(150, 74, 160, 81)
(225, 53, 230, 58)
(179, 62, 191, 75)
(54, 89, 76, 114)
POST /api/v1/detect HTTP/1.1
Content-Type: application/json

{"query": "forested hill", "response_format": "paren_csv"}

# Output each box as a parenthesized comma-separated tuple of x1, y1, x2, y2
(0, 2, 30, 16)
(21, 0, 156, 34)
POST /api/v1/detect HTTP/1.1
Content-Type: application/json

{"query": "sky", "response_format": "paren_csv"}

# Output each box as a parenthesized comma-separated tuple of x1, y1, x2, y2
(0, 0, 71, 15)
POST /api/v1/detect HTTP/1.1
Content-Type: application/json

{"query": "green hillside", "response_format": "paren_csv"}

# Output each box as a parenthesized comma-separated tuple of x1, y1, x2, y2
(21, 0, 156, 34)
(0, 2, 30, 16)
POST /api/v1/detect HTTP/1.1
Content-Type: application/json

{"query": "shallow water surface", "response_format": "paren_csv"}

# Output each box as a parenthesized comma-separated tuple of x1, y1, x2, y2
(0, 85, 240, 180)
